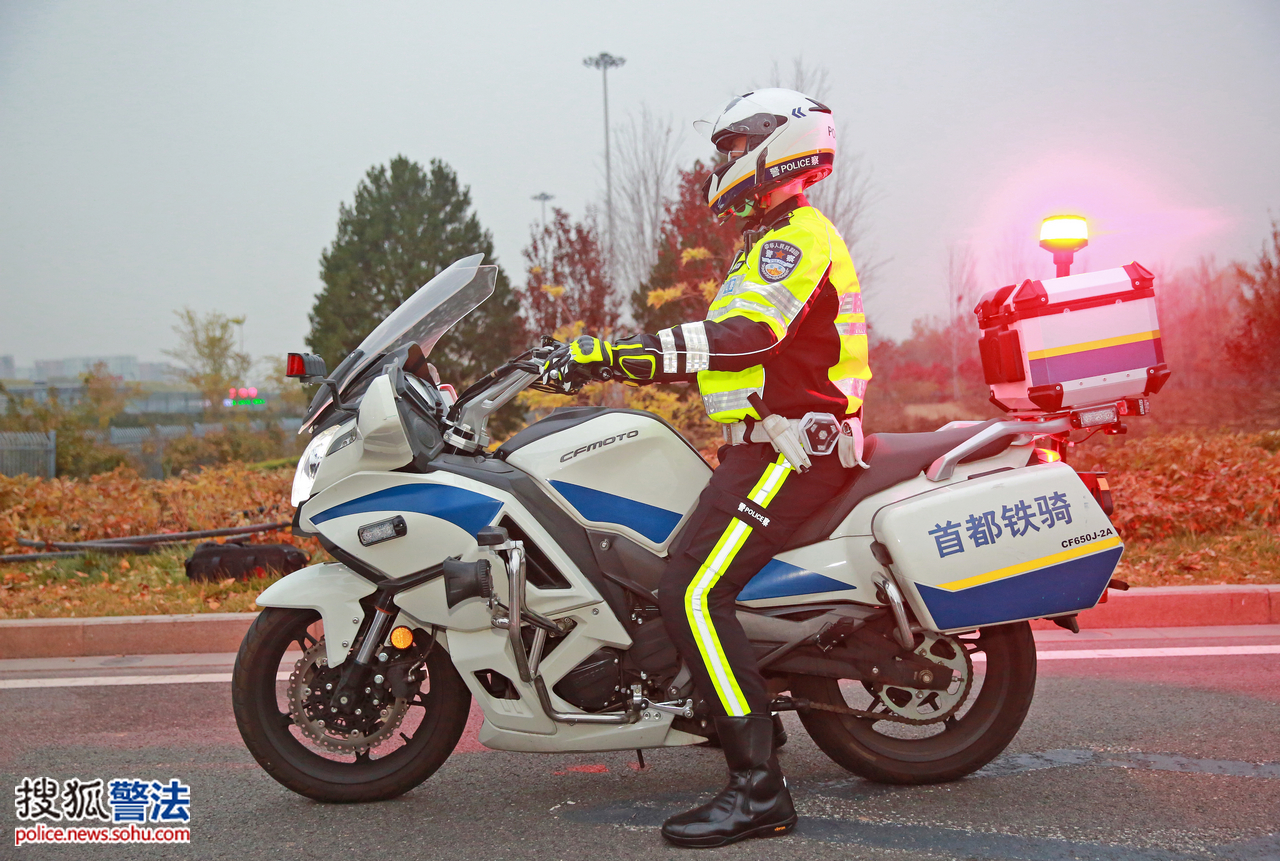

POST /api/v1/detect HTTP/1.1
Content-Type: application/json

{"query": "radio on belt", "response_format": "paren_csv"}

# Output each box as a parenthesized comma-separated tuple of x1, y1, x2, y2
(973, 216, 1171, 414)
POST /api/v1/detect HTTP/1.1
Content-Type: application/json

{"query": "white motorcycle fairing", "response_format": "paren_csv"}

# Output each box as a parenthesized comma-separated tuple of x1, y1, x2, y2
(255, 563, 375, 667)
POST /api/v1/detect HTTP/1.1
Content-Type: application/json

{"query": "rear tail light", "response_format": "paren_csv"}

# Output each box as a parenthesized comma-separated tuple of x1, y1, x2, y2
(1034, 447, 1061, 463)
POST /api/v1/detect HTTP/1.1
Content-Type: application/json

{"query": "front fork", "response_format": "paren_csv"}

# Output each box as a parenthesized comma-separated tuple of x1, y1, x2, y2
(330, 591, 400, 712)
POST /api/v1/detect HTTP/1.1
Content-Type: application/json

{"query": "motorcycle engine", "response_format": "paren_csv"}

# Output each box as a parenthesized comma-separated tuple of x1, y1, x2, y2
(550, 611, 681, 712)
(552, 648, 624, 711)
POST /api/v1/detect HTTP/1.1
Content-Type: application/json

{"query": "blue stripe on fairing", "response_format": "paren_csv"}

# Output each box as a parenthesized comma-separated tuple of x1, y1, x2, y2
(1029, 338, 1163, 386)
(310, 484, 503, 537)
(738, 559, 857, 602)
(917, 545, 1123, 630)
(548, 480, 683, 544)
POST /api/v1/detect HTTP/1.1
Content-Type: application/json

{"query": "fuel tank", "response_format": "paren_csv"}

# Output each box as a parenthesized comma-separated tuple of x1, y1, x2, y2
(499, 408, 712, 553)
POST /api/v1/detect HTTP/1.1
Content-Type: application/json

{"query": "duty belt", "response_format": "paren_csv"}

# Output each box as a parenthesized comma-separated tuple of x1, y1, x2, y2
(724, 413, 868, 469)
(724, 413, 840, 455)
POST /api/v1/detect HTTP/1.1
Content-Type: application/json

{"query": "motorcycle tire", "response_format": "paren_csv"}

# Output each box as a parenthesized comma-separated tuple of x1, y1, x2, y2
(791, 621, 1037, 785)
(232, 607, 471, 803)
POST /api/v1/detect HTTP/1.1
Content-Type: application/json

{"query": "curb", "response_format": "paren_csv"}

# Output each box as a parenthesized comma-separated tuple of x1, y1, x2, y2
(0, 613, 259, 659)
(2, 586, 1279, 659)
(1028, 584, 1280, 631)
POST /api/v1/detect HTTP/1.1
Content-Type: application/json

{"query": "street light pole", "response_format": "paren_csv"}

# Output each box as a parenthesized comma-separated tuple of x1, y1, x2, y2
(531, 192, 554, 229)
(582, 51, 625, 256)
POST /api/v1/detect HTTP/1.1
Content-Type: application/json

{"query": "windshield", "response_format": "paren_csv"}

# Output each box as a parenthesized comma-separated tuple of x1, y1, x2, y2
(299, 254, 498, 432)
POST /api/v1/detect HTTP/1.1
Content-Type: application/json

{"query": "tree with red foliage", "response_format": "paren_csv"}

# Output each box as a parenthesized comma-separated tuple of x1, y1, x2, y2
(1228, 219, 1280, 393)
(521, 208, 619, 336)
(628, 161, 741, 333)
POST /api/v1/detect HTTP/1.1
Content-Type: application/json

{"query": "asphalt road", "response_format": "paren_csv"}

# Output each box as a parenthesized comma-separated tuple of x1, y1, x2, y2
(2, 624, 1278, 861)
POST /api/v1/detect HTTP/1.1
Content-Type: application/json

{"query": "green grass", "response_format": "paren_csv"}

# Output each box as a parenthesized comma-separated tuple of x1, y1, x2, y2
(0, 546, 292, 619)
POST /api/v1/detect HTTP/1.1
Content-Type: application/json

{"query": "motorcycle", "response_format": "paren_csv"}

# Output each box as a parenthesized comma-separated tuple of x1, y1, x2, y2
(232, 254, 1137, 802)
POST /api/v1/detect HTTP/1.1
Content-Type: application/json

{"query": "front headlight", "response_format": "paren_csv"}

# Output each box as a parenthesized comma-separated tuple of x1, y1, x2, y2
(292, 424, 342, 507)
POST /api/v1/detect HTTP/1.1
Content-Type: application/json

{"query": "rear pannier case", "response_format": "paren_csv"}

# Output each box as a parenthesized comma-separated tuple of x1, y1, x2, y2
(975, 263, 1170, 413)
(873, 463, 1121, 631)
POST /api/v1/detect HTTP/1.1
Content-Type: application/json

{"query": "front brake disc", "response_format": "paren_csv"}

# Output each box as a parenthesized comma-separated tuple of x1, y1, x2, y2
(286, 640, 411, 752)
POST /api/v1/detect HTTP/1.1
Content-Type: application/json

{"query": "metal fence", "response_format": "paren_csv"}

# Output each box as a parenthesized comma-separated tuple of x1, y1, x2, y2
(0, 420, 303, 479)
(0, 431, 57, 478)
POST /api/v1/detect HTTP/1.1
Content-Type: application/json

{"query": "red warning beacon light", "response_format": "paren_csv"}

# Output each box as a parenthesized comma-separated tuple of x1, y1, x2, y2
(1039, 215, 1089, 278)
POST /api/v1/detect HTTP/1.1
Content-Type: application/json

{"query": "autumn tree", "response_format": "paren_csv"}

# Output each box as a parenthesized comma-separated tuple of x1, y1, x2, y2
(0, 363, 139, 476)
(307, 156, 522, 388)
(163, 309, 252, 412)
(1228, 219, 1280, 395)
(521, 208, 619, 337)
(629, 161, 741, 333)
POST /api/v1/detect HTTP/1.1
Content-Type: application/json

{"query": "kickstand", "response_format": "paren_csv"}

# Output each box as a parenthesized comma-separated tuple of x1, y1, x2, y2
(635, 749, 645, 770)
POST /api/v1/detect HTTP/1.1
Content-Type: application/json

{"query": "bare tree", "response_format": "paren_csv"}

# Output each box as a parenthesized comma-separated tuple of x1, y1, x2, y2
(769, 58, 831, 102)
(766, 58, 884, 293)
(611, 106, 683, 306)
(990, 225, 1042, 287)
(946, 243, 979, 399)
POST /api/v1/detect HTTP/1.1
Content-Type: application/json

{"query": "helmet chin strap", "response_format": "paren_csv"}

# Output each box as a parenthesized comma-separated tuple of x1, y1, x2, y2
(735, 176, 808, 223)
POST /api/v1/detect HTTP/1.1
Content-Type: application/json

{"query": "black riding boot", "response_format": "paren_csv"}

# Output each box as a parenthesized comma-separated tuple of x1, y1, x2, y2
(661, 714, 797, 848)
(695, 712, 789, 750)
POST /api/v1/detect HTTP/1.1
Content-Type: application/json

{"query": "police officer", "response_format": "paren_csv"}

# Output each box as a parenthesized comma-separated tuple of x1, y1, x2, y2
(549, 88, 871, 848)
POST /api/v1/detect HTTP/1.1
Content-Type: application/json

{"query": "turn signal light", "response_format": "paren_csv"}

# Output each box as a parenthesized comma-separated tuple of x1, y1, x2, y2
(389, 626, 414, 650)
(285, 352, 327, 380)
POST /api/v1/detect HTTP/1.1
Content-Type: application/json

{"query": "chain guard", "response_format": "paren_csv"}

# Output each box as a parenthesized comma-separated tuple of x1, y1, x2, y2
(863, 632, 974, 725)
(286, 640, 411, 753)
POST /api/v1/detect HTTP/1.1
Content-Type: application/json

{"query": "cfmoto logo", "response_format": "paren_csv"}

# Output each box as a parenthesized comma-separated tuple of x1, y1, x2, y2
(560, 429, 640, 462)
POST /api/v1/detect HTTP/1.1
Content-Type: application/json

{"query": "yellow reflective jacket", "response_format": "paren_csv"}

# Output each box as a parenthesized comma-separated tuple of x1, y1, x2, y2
(614, 195, 871, 423)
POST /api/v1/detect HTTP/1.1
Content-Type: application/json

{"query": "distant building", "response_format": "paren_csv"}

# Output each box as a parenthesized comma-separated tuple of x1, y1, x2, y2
(138, 361, 178, 382)
(0, 355, 13, 380)
(33, 355, 140, 382)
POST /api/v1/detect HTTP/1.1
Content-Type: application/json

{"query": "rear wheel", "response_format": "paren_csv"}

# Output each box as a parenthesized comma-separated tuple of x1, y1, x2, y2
(232, 608, 471, 802)
(791, 622, 1036, 784)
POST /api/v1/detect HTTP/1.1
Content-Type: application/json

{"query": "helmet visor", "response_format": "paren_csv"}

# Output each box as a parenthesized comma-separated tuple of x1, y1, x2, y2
(693, 93, 787, 151)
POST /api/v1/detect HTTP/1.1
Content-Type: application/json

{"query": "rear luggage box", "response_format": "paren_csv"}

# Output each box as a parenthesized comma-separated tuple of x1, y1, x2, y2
(872, 463, 1122, 632)
(976, 263, 1169, 413)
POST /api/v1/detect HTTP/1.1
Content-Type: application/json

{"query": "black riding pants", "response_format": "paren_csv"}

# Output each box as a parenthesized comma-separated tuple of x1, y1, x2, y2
(658, 443, 847, 717)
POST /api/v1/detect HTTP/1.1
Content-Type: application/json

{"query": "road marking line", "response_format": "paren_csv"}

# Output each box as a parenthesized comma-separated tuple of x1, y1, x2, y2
(1, 646, 1277, 689)
(971, 644, 1280, 662)
(0, 671, 290, 690)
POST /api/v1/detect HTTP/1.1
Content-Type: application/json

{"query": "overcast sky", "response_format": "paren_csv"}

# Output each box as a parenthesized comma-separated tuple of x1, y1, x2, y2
(2, 1, 1277, 375)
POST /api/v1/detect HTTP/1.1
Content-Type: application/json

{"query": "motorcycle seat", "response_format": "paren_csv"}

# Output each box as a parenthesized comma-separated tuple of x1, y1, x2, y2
(783, 419, 1014, 551)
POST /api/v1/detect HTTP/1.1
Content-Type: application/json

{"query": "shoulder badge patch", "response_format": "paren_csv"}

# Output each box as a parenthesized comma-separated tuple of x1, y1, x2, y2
(759, 240, 802, 283)
(714, 274, 744, 302)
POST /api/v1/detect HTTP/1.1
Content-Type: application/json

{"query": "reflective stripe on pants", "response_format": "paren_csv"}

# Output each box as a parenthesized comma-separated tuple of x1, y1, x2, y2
(659, 444, 848, 718)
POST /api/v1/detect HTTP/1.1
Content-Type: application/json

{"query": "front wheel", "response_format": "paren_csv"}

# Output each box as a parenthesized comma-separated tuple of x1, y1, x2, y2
(232, 608, 471, 802)
(791, 622, 1037, 784)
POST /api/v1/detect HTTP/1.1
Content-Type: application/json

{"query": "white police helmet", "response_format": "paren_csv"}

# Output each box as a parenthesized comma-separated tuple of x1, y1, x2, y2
(695, 88, 836, 219)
